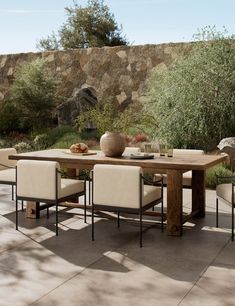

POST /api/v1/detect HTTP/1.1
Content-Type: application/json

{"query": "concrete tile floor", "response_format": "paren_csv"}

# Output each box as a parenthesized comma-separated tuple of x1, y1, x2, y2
(0, 185, 234, 306)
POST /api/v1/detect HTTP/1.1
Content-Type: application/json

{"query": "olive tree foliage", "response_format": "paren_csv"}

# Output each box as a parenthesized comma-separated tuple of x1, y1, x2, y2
(76, 98, 153, 137)
(147, 26, 235, 151)
(37, 0, 128, 51)
(10, 58, 59, 130)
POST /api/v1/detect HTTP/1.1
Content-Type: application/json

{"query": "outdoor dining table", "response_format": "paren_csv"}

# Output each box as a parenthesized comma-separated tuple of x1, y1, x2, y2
(9, 149, 227, 236)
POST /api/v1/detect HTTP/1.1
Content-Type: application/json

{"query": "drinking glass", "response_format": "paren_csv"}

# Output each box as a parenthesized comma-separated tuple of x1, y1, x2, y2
(144, 143, 152, 153)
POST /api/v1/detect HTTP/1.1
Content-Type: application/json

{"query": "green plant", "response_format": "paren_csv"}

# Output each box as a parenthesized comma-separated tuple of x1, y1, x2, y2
(0, 139, 6, 148)
(76, 99, 153, 137)
(147, 26, 235, 151)
(51, 132, 82, 149)
(10, 58, 60, 131)
(33, 134, 50, 150)
(14, 142, 33, 153)
(37, 0, 128, 51)
(46, 126, 77, 144)
(0, 100, 20, 134)
(205, 163, 235, 189)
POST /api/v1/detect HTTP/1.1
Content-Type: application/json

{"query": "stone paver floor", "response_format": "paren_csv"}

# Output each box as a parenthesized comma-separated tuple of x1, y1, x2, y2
(0, 185, 234, 306)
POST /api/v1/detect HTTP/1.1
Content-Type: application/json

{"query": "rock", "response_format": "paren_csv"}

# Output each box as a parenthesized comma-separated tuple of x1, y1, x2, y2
(57, 86, 97, 126)
(218, 137, 235, 169)
(218, 137, 235, 151)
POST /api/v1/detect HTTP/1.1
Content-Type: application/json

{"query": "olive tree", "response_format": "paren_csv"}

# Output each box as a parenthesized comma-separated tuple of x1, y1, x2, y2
(147, 27, 235, 151)
(37, 0, 128, 51)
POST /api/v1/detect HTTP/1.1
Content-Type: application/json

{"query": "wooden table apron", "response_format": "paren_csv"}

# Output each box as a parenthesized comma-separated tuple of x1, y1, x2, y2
(9, 149, 227, 236)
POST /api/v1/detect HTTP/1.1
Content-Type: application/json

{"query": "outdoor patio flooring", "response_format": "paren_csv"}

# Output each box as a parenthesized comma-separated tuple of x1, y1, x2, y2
(0, 185, 234, 306)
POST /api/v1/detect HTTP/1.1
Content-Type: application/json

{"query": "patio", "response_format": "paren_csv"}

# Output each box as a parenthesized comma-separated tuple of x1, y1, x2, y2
(0, 184, 235, 306)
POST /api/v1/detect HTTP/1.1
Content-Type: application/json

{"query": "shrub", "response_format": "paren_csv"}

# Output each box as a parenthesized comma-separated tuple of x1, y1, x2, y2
(205, 163, 235, 189)
(51, 132, 82, 148)
(0, 100, 20, 134)
(10, 58, 60, 131)
(0, 139, 6, 148)
(14, 142, 33, 153)
(147, 26, 235, 151)
(33, 134, 50, 150)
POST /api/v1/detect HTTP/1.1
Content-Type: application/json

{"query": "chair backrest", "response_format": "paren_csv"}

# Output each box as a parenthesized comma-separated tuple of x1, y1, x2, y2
(0, 148, 17, 170)
(93, 164, 143, 208)
(173, 149, 204, 155)
(16, 160, 61, 200)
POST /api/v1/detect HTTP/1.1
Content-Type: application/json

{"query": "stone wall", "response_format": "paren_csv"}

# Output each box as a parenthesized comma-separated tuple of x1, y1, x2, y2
(0, 43, 192, 106)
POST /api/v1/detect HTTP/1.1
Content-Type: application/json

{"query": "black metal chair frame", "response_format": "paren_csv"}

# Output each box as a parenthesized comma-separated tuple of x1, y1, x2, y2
(15, 167, 86, 235)
(0, 162, 24, 211)
(0, 162, 16, 200)
(91, 172, 163, 247)
(216, 175, 235, 241)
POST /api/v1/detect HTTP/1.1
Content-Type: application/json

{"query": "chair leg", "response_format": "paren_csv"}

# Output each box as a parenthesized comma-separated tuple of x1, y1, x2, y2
(140, 210, 143, 248)
(36, 202, 40, 219)
(47, 206, 49, 219)
(56, 202, 58, 236)
(216, 198, 219, 228)
(92, 205, 94, 241)
(232, 205, 234, 241)
(161, 201, 164, 232)
(84, 192, 87, 223)
(21, 200, 24, 211)
(152, 205, 155, 211)
(117, 211, 120, 228)
(89, 179, 91, 205)
(15, 198, 18, 230)
(12, 185, 14, 201)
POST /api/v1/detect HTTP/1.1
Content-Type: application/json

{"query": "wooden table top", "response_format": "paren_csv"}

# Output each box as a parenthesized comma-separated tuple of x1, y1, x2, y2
(9, 149, 227, 171)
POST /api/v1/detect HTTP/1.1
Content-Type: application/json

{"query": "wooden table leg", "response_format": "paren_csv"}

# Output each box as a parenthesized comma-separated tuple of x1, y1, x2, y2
(192, 170, 205, 217)
(26, 201, 40, 219)
(66, 168, 77, 177)
(167, 169, 183, 236)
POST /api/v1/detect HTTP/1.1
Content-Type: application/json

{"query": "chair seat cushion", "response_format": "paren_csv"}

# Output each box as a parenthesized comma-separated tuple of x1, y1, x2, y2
(143, 185, 162, 206)
(154, 170, 192, 187)
(59, 179, 84, 199)
(216, 183, 235, 204)
(0, 168, 15, 183)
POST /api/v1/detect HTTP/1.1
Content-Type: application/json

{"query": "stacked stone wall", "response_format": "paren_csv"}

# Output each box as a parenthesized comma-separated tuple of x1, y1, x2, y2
(0, 43, 192, 105)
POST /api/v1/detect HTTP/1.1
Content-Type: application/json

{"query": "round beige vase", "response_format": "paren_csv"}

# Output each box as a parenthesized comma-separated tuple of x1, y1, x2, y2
(100, 131, 125, 157)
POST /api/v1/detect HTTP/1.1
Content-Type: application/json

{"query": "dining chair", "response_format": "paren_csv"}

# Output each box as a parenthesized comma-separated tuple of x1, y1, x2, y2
(87, 147, 142, 205)
(154, 149, 204, 187)
(15, 160, 86, 235)
(0, 148, 18, 201)
(91, 164, 163, 247)
(216, 175, 235, 241)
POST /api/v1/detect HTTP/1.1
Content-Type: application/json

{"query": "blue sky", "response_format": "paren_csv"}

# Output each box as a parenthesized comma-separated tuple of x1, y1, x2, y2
(0, 0, 234, 54)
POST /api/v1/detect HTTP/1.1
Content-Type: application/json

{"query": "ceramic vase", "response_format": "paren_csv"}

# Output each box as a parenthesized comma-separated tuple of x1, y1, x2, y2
(100, 131, 125, 157)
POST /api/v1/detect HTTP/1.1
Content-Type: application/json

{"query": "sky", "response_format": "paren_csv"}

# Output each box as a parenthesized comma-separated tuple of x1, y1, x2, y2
(0, 0, 235, 55)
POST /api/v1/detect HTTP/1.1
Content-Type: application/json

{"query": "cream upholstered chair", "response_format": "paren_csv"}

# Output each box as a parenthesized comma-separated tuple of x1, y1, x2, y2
(88, 147, 142, 203)
(154, 149, 204, 186)
(0, 148, 17, 200)
(16, 160, 86, 235)
(216, 176, 235, 240)
(92, 164, 163, 247)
